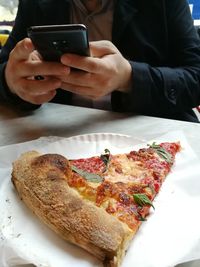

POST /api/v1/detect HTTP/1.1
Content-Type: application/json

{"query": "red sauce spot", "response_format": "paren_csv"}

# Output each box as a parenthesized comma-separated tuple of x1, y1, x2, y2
(153, 181, 161, 193)
(71, 156, 105, 173)
(160, 142, 181, 157)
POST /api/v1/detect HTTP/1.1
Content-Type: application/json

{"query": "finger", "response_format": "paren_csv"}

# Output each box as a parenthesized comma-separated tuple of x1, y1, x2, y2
(61, 82, 103, 98)
(20, 77, 62, 96)
(61, 53, 106, 74)
(19, 60, 70, 78)
(89, 40, 119, 57)
(61, 40, 119, 73)
(28, 91, 57, 105)
(30, 50, 43, 61)
(10, 38, 35, 61)
(57, 70, 94, 87)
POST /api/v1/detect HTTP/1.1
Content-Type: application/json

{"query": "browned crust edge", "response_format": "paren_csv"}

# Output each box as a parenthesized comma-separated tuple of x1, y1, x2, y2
(11, 151, 134, 267)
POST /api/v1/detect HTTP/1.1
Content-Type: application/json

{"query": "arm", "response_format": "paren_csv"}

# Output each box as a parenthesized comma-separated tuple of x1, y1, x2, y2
(127, 0, 200, 115)
(58, 0, 200, 120)
(0, 0, 38, 110)
(0, 0, 69, 109)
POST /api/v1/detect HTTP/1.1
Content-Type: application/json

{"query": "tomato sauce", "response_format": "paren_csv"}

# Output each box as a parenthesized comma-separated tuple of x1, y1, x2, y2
(67, 142, 181, 231)
(71, 156, 105, 173)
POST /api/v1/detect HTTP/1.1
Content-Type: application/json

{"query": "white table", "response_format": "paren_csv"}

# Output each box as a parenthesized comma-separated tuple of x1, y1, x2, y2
(0, 103, 200, 153)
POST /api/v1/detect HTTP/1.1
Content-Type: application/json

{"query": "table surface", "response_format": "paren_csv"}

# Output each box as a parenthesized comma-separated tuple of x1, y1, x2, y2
(0, 102, 200, 152)
(0, 102, 200, 267)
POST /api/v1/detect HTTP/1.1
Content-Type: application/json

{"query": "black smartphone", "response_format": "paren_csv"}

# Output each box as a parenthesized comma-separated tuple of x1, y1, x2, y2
(27, 24, 90, 61)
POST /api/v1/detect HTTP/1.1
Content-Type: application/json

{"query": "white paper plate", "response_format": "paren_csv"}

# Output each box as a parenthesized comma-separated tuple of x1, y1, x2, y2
(0, 132, 200, 267)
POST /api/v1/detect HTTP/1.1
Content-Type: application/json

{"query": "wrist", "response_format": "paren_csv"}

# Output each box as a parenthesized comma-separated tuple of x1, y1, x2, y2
(117, 60, 132, 93)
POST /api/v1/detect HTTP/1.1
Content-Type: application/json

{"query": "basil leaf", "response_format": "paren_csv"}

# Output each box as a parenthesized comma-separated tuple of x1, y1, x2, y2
(71, 165, 103, 183)
(100, 148, 111, 172)
(137, 213, 146, 221)
(148, 142, 173, 164)
(133, 193, 155, 209)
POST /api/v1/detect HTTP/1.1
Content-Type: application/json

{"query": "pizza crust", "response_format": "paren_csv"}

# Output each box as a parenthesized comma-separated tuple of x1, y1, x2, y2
(12, 151, 134, 267)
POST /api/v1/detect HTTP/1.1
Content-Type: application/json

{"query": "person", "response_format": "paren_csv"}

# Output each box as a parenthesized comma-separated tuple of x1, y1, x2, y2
(0, 0, 200, 122)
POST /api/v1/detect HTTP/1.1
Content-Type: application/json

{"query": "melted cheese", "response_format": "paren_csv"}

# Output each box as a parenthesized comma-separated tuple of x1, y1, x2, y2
(103, 154, 151, 183)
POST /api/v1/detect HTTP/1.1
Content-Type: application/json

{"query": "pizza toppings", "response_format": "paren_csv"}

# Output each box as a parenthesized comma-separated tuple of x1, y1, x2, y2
(71, 165, 103, 183)
(68, 141, 181, 231)
(100, 148, 111, 172)
(148, 142, 173, 163)
(133, 193, 155, 209)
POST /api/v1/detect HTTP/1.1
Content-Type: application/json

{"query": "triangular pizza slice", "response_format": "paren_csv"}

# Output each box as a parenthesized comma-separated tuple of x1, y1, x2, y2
(12, 141, 181, 267)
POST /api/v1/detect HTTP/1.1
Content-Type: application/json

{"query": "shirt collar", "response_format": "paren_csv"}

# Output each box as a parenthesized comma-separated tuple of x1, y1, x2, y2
(72, 0, 109, 15)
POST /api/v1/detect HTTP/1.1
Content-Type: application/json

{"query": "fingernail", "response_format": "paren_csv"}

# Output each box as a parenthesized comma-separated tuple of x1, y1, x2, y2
(61, 55, 70, 64)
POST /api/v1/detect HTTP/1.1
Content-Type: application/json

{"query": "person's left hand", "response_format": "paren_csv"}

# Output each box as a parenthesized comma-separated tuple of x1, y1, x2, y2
(59, 40, 132, 100)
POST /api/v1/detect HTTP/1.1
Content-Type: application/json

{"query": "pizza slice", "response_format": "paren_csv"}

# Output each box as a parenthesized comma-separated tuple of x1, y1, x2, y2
(11, 141, 181, 267)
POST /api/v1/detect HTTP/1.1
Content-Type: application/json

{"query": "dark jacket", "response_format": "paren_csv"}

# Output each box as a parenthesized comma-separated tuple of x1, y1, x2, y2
(1, 0, 200, 122)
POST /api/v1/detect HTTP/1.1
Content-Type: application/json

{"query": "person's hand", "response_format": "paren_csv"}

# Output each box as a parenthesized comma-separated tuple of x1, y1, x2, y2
(5, 38, 70, 105)
(59, 40, 132, 100)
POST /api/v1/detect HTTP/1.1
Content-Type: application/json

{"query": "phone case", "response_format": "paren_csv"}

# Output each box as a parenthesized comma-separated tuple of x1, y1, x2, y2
(27, 24, 90, 61)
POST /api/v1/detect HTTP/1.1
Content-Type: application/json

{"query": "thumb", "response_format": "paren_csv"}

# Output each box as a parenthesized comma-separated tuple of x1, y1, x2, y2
(89, 40, 119, 57)
(11, 38, 35, 61)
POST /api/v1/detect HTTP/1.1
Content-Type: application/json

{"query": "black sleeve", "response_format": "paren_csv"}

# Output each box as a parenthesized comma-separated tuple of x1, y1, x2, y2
(0, 0, 40, 110)
(126, 0, 200, 116)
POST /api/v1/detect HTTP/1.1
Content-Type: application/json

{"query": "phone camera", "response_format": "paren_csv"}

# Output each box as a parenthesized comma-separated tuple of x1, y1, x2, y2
(52, 40, 68, 52)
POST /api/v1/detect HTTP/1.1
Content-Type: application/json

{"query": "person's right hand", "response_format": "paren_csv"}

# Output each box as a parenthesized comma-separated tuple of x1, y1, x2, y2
(5, 38, 70, 105)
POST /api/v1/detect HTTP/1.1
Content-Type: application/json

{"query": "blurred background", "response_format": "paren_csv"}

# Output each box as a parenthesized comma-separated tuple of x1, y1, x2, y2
(0, 0, 18, 48)
(0, 0, 18, 21)
(188, 0, 200, 21)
